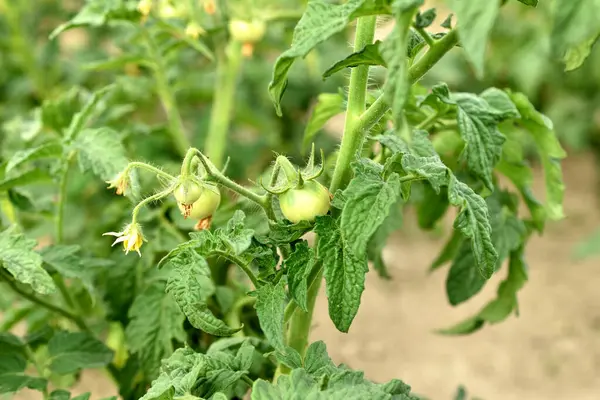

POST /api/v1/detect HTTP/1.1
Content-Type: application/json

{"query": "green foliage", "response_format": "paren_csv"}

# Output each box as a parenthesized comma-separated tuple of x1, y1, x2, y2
(0, 0, 583, 398)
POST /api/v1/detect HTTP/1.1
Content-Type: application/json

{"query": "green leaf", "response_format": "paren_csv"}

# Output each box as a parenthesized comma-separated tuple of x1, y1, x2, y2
(380, 2, 423, 125)
(516, 0, 538, 6)
(75, 127, 129, 182)
(322, 42, 386, 79)
(6, 142, 63, 173)
(39, 245, 96, 298)
(273, 347, 303, 370)
(141, 347, 202, 400)
(64, 84, 115, 140)
(417, 184, 449, 230)
(255, 281, 286, 350)
(314, 215, 367, 333)
(126, 281, 186, 377)
(448, 0, 500, 77)
(430, 230, 463, 271)
(508, 91, 566, 220)
(441, 248, 528, 334)
(0, 227, 56, 294)
(165, 250, 241, 336)
(215, 210, 255, 256)
(269, 0, 384, 115)
(258, 220, 313, 246)
(304, 341, 337, 378)
(48, 332, 113, 375)
(41, 87, 88, 133)
(50, 0, 140, 39)
(447, 177, 498, 280)
(551, 0, 600, 64)
(564, 33, 600, 71)
(285, 242, 313, 312)
(0, 169, 53, 191)
(451, 92, 508, 190)
(415, 8, 436, 28)
(49, 390, 91, 400)
(303, 93, 345, 152)
(446, 193, 525, 305)
(340, 159, 401, 256)
(574, 228, 600, 260)
(0, 334, 47, 394)
(367, 199, 403, 279)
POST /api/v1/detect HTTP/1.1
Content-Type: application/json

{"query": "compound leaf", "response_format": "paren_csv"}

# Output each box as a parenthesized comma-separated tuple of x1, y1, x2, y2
(48, 332, 113, 375)
(255, 281, 286, 350)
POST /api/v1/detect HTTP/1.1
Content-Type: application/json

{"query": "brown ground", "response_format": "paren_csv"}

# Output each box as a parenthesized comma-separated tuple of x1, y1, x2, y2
(14, 154, 600, 400)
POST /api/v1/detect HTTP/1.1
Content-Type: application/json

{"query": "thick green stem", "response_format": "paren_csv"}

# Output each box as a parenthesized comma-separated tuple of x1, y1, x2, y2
(204, 40, 244, 168)
(281, 18, 378, 372)
(145, 32, 190, 157)
(329, 16, 377, 194)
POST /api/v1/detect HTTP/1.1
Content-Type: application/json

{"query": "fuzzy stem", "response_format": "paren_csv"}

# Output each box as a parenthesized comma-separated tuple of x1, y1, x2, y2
(282, 18, 378, 373)
(56, 152, 74, 244)
(131, 189, 173, 224)
(204, 40, 244, 168)
(193, 150, 269, 209)
(124, 162, 175, 182)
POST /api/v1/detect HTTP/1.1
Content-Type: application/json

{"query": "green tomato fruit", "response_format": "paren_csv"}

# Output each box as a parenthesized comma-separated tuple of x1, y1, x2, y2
(228, 19, 266, 43)
(279, 181, 330, 223)
(178, 185, 221, 220)
(174, 180, 203, 205)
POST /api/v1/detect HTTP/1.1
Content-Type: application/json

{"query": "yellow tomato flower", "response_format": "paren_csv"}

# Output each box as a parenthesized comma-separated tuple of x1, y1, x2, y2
(106, 171, 129, 196)
(103, 223, 146, 256)
(185, 22, 205, 39)
(137, 0, 152, 16)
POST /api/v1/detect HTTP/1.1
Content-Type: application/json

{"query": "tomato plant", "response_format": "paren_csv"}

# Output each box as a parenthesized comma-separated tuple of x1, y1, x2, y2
(0, 0, 595, 399)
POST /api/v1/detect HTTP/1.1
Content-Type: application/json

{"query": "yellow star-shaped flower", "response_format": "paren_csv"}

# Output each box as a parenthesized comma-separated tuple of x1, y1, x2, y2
(103, 223, 146, 256)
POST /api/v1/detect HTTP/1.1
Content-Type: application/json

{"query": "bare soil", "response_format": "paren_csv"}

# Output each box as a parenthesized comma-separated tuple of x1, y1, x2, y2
(14, 154, 600, 400)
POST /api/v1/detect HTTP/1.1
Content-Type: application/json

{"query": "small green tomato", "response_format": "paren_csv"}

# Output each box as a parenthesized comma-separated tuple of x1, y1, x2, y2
(279, 181, 331, 223)
(173, 180, 203, 206)
(228, 19, 266, 43)
(178, 185, 221, 220)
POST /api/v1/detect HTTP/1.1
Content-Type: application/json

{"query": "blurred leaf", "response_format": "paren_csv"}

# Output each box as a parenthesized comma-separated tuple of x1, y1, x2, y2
(0, 227, 56, 294)
(322, 42, 386, 79)
(0, 333, 47, 394)
(303, 93, 345, 153)
(6, 142, 63, 173)
(255, 280, 286, 350)
(48, 332, 113, 375)
(75, 127, 129, 182)
(563, 33, 600, 71)
(0, 170, 53, 191)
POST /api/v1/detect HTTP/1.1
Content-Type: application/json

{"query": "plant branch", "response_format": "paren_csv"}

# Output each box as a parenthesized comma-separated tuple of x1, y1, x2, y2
(408, 29, 459, 83)
(131, 189, 173, 223)
(212, 250, 260, 289)
(415, 26, 435, 47)
(0, 269, 89, 332)
(144, 31, 190, 157)
(204, 40, 244, 168)
(125, 161, 176, 182)
(192, 150, 269, 209)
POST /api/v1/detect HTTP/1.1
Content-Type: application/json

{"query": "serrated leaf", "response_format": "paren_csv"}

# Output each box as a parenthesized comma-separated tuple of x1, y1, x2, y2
(367, 199, 403, 279)
(64, 84, 114, 140)
(75, 127, 129, 182)
(48, 332, 113, 375)
(255, 281, 286, 350)
(314, 215, 367, 333)
(340, 159, 401, 256)
(448, 177, 498, 279)
(380, 3, 422, 125)
(141, 347, 202, 400)
(508, 91, 566, 220)
(269, 0, 385, 115)
(50, 0, 140, 39)
(304, 341, 337, 378)
(285, 242, 313, 312)
(0, 169, 53, 191)
(6, 142, 63, 173)
(417, 184, 449, 230)
(448, 0, 500, 77)
(451, 92, 508, 190)
(0, 227, 55, 294)
(165, 250, 240, 336)
(273, 346, 302, 370)
(39, 245, 96, 298)
(126, 281, 186, 377)
(258, 220, 313, 246)
(216, 210, 254, 256)
(303, 93, 345, 152)
(41, 87, 88, 133)
(441, 248, 528, 335)
(446, 193, 525, 305)
(322, 42, 386, 79)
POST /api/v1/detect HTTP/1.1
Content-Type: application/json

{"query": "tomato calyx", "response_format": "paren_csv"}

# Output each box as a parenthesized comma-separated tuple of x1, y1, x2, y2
(260, 144, 325, 195)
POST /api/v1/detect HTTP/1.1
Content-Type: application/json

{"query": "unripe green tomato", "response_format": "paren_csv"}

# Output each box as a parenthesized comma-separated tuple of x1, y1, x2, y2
(174, 180, 203, 205)
(279, 181, 330, 223)
(178, 185, 221, 220)
(228, 19, 266, 43)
